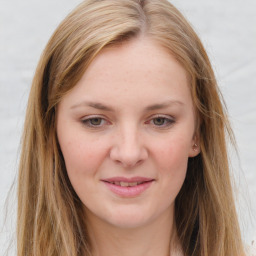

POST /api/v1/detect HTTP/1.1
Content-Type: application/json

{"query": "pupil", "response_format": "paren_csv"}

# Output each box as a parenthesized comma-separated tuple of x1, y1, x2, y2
(91, 118, 101, 125)
(154, 118, 164, 125)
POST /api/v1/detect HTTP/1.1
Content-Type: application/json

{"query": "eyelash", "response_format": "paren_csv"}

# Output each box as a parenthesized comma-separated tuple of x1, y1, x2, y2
(146, 115, 175, 128)
(81, 115, 175, 129)
(81, 116, 109, 128)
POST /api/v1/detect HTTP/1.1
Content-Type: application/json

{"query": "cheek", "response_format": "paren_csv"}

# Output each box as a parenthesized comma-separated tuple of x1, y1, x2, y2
(58, 135, 110, 202)
(152, 136, 190, 191)
(155, 136, 190, 170)
(58, 131, 108, 177)
(146, 137, 189, 212)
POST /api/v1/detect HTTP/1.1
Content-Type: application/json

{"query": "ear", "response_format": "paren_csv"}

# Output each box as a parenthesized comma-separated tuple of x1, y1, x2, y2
(189, 134, 200, 157)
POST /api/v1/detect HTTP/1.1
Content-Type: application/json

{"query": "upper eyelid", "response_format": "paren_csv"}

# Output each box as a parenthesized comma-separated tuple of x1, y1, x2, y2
(80, 114, 175, 124)
(81, 114, 108, 121)
(153, 114, 173, 118)
(81, 114, 175, 120)
(148, 114, 175, 120)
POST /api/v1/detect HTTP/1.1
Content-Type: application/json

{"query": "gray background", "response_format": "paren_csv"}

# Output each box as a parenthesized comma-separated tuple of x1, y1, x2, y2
(1, 0, 255, 254)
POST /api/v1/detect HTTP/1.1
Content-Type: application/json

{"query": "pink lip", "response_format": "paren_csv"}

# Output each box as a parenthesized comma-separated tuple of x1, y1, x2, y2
(101, 176, 155, 198)
(102, 176, 154, 183)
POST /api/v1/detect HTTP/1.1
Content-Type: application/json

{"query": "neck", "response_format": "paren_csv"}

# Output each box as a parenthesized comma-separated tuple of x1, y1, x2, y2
(85, 208, 182, 256)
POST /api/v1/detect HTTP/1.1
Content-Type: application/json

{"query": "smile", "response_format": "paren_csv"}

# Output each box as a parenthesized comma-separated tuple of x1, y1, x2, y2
(107, 181, 146, 187)
(101, 177, 155, 197)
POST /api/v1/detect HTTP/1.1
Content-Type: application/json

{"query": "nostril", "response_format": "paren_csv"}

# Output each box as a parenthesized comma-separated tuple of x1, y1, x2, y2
(123, 159, 143, 168)
(113, 158, 142, 168)
(110, 148, 147, 168)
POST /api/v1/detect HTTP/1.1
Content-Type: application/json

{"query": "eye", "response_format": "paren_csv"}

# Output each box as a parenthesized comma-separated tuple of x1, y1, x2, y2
(153, 117, 166, 126)
(89, 118, 103, 126)
(81, 116, 109, 128)
(147, 115, 175, 128)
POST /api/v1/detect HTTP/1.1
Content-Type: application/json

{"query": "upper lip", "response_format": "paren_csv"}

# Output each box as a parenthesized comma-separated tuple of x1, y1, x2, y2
(101, 176, 155, 183)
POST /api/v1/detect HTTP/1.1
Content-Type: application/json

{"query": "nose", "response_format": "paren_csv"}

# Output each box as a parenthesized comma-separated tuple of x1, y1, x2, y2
(109, 125, 148, 168)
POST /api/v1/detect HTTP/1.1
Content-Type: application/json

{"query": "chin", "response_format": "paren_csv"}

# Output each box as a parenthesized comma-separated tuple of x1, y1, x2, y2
(102, 206, 157, 229)
(108, 216, 150, 229)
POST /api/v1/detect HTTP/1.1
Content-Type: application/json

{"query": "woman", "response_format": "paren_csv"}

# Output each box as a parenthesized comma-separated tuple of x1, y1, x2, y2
(17, 0, 247, 255)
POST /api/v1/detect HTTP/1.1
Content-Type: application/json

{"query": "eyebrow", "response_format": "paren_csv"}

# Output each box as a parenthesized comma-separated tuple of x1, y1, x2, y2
(70, 100, 184, 112)
(71, 101, 114, 111)
(145, 100, 184, 111)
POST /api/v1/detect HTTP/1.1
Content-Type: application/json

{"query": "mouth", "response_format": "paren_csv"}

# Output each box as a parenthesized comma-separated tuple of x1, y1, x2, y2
(105, 180, 151, 187)
(101, 177, 155, 197)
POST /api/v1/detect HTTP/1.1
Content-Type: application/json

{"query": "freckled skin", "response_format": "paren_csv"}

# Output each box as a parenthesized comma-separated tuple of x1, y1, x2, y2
(57, 37, 199, 230)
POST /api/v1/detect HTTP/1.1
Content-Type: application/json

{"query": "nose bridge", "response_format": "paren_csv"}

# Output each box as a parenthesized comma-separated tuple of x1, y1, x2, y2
(110, 122, 148, 167)
(121, 124, 140, 152)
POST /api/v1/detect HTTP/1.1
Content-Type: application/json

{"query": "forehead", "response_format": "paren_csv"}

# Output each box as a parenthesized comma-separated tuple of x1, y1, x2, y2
(88, 38, 187, 79)
(60, 37, 192, 110)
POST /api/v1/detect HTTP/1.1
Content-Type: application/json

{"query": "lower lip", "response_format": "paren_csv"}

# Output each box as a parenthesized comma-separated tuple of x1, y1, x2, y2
(103, 181, 154, 197)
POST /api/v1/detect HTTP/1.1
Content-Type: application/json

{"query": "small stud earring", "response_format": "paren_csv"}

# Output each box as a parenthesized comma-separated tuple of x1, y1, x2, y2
(193, 143, 198, 151)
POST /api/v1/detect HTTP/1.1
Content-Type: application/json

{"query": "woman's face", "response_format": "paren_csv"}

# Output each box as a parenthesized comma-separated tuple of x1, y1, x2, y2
(57, 38, 199, 229)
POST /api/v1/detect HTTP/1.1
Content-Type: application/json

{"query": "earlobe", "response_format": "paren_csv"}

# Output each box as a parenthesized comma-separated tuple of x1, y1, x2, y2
(189, 142, 200, 157)
(189, 135, 200, 157)
(193, 143, 198, 151)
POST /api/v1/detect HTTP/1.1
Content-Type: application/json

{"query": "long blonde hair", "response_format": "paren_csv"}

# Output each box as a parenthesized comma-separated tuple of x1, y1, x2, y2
(17, 0, 245, 255)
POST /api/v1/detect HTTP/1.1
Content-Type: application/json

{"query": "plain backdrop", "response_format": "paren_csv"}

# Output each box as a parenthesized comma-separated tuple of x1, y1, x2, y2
(0, 0, 255, 254)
